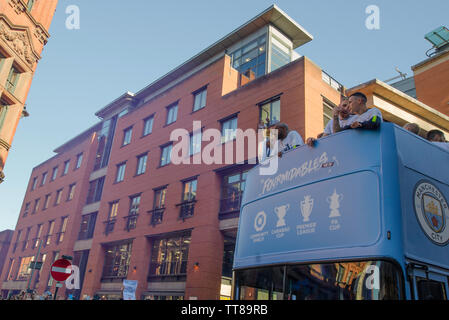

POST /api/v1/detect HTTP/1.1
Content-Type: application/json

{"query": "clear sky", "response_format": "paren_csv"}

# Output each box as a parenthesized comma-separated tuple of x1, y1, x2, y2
(0, 0, 448, 230)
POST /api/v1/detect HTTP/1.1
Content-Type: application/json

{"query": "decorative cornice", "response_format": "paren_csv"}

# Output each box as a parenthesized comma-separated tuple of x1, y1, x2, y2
(0, 15, 40, 68)
(8, 0, 50, 44)
(8, 0, 26, 15)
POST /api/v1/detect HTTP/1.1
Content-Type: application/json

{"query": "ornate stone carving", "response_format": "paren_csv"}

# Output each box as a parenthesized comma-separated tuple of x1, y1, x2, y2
(0, 20, 37, 67)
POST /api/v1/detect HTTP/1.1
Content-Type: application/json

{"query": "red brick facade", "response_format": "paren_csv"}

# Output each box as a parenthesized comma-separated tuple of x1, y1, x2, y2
(1, 7, 346, 299)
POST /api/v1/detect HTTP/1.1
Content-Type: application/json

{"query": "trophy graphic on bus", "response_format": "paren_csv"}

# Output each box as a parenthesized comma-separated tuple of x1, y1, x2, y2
(300, 195, 314, 222)
(327, 189, 343, 218)
(274, 204, 290, 227)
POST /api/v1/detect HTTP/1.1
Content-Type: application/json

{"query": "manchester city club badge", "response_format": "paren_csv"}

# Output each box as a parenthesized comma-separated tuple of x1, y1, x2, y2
(413, 181, 449, 245)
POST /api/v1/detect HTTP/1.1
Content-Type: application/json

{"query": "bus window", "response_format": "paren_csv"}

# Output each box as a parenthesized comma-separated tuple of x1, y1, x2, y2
(416, 278, 447, 300)
(236, 266, 284, 300)
(235, 260, 404, 300)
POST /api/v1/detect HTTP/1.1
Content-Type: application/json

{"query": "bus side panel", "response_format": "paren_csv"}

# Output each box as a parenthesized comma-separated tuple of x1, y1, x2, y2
(395, 128, 449, 269)
(234, 170, 382, 267)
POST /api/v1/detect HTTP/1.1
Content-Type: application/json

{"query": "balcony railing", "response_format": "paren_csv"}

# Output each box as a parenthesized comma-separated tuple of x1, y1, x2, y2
(219, 192, 243, 219)
(148, 207, 165, 225)
(123, 214, 138, 231)
(104, 219, 116, 235)
(176, 200, 196, 220)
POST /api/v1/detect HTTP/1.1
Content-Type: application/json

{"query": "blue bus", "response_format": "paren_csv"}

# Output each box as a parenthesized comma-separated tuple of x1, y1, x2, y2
(233, 123, 449, 300)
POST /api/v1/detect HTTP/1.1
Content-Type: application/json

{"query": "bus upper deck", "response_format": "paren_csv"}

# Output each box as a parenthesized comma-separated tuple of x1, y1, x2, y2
(233, 123, 449, 300)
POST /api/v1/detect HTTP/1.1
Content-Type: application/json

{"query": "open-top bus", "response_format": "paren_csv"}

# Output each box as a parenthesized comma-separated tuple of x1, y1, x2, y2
(233, 123, 449, 300)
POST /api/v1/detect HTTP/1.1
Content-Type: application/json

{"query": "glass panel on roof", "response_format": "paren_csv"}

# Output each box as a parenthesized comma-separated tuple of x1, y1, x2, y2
(425, 26, 449, 49)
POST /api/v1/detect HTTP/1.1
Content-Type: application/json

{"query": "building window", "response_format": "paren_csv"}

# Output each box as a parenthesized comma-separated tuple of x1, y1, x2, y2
(115, 163, 126, 183)
(62, 160, 70, 176)
(57, 216, 69, 244)
(102, 241, 133, 279)
(5, 65, 20, 94)
(149, 232, 191, 278)
(230, 35, 267, 79)
(51, 167, 58, 181)
(22, 227, 31, 251)
(86, 176, 105, 204)
(166, 103, 178, 125)
(259, 97, 281, 127)
(323, 100, 334, 130)
(45, 221, 55, 246)
(95, 116, 118, 170)
(160, 144, 172, 167)
(105, 201, 119, 235)
(189, 131, 202, 156)
(33, 224, 43, 249)
(125, 195, 140, 231)
(0, 100, 10, 131)
(149, 187, 167, 225)
(75, 153, 83, 169)
(6, 259, 15, 281)
(54, 188, 63, 206)
(193, 87, 207, 112)
(143, 115, 154, 136)
(16, 256, 34, 281)
(31, 177, 38, 191)
(221, 115, 238, 143)
(12, 230, 21, 253)
(220, 170, 248, 216)
(178, 178, 197, 219)
(78, 213, 97, 240)
(122, 127, 133, 146)
(32, 198, 40, 214)
(67, 183, 76, 201)
(270, 36, 291, 72)
(136, 153, 148, 176)
(40, 172, 48, 186)
(43, 193, 51, 210)
(23, 202, 30, 217)
(26, 0, 35, 11)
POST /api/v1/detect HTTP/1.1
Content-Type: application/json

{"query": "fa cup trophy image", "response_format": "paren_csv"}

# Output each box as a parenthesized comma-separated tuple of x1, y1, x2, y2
(327, 189, 343, 218)
(274, 204, 290, 227)
(300, 195, 314, 222)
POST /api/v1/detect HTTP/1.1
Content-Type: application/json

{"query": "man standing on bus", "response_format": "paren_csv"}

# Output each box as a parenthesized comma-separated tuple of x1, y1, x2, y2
(306, 96, 354, 147)
(338, 92, 383, 131)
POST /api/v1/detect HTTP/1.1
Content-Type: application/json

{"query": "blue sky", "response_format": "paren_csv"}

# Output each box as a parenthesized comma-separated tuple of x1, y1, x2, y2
(1, 0, 448, 230)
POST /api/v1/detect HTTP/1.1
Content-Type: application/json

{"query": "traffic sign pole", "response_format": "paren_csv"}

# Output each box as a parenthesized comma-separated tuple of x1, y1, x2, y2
(26, 239, 43, 293)
(54, 282, 61, 300)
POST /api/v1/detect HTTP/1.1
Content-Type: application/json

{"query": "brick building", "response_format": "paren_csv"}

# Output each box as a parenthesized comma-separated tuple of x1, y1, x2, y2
(1, 5, 448, 300)
(0, 229, 13, 277)
(0, 0, 58, 183)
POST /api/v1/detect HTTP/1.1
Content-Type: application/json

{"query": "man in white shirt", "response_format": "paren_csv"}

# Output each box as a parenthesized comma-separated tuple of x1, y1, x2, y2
(264, 122, 304, 159)
(339, 92, 383, 130)
(306, 96, 355, 147)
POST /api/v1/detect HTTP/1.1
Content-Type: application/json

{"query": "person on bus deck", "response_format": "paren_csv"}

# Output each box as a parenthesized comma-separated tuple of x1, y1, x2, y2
(265, 122, 304, 158)
(306, 96, 355, 147)
(427, 129, 449, 152)
(403, 123, 420, 135)
(337, 92, 383, 131)
(427, 129, 446, 142)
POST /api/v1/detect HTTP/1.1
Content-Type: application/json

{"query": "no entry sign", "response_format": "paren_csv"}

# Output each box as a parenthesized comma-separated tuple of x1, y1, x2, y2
(51, 258, 72, 282)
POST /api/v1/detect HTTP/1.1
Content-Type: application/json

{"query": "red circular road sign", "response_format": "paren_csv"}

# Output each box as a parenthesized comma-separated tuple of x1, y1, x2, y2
(51, 259, 72, 282)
